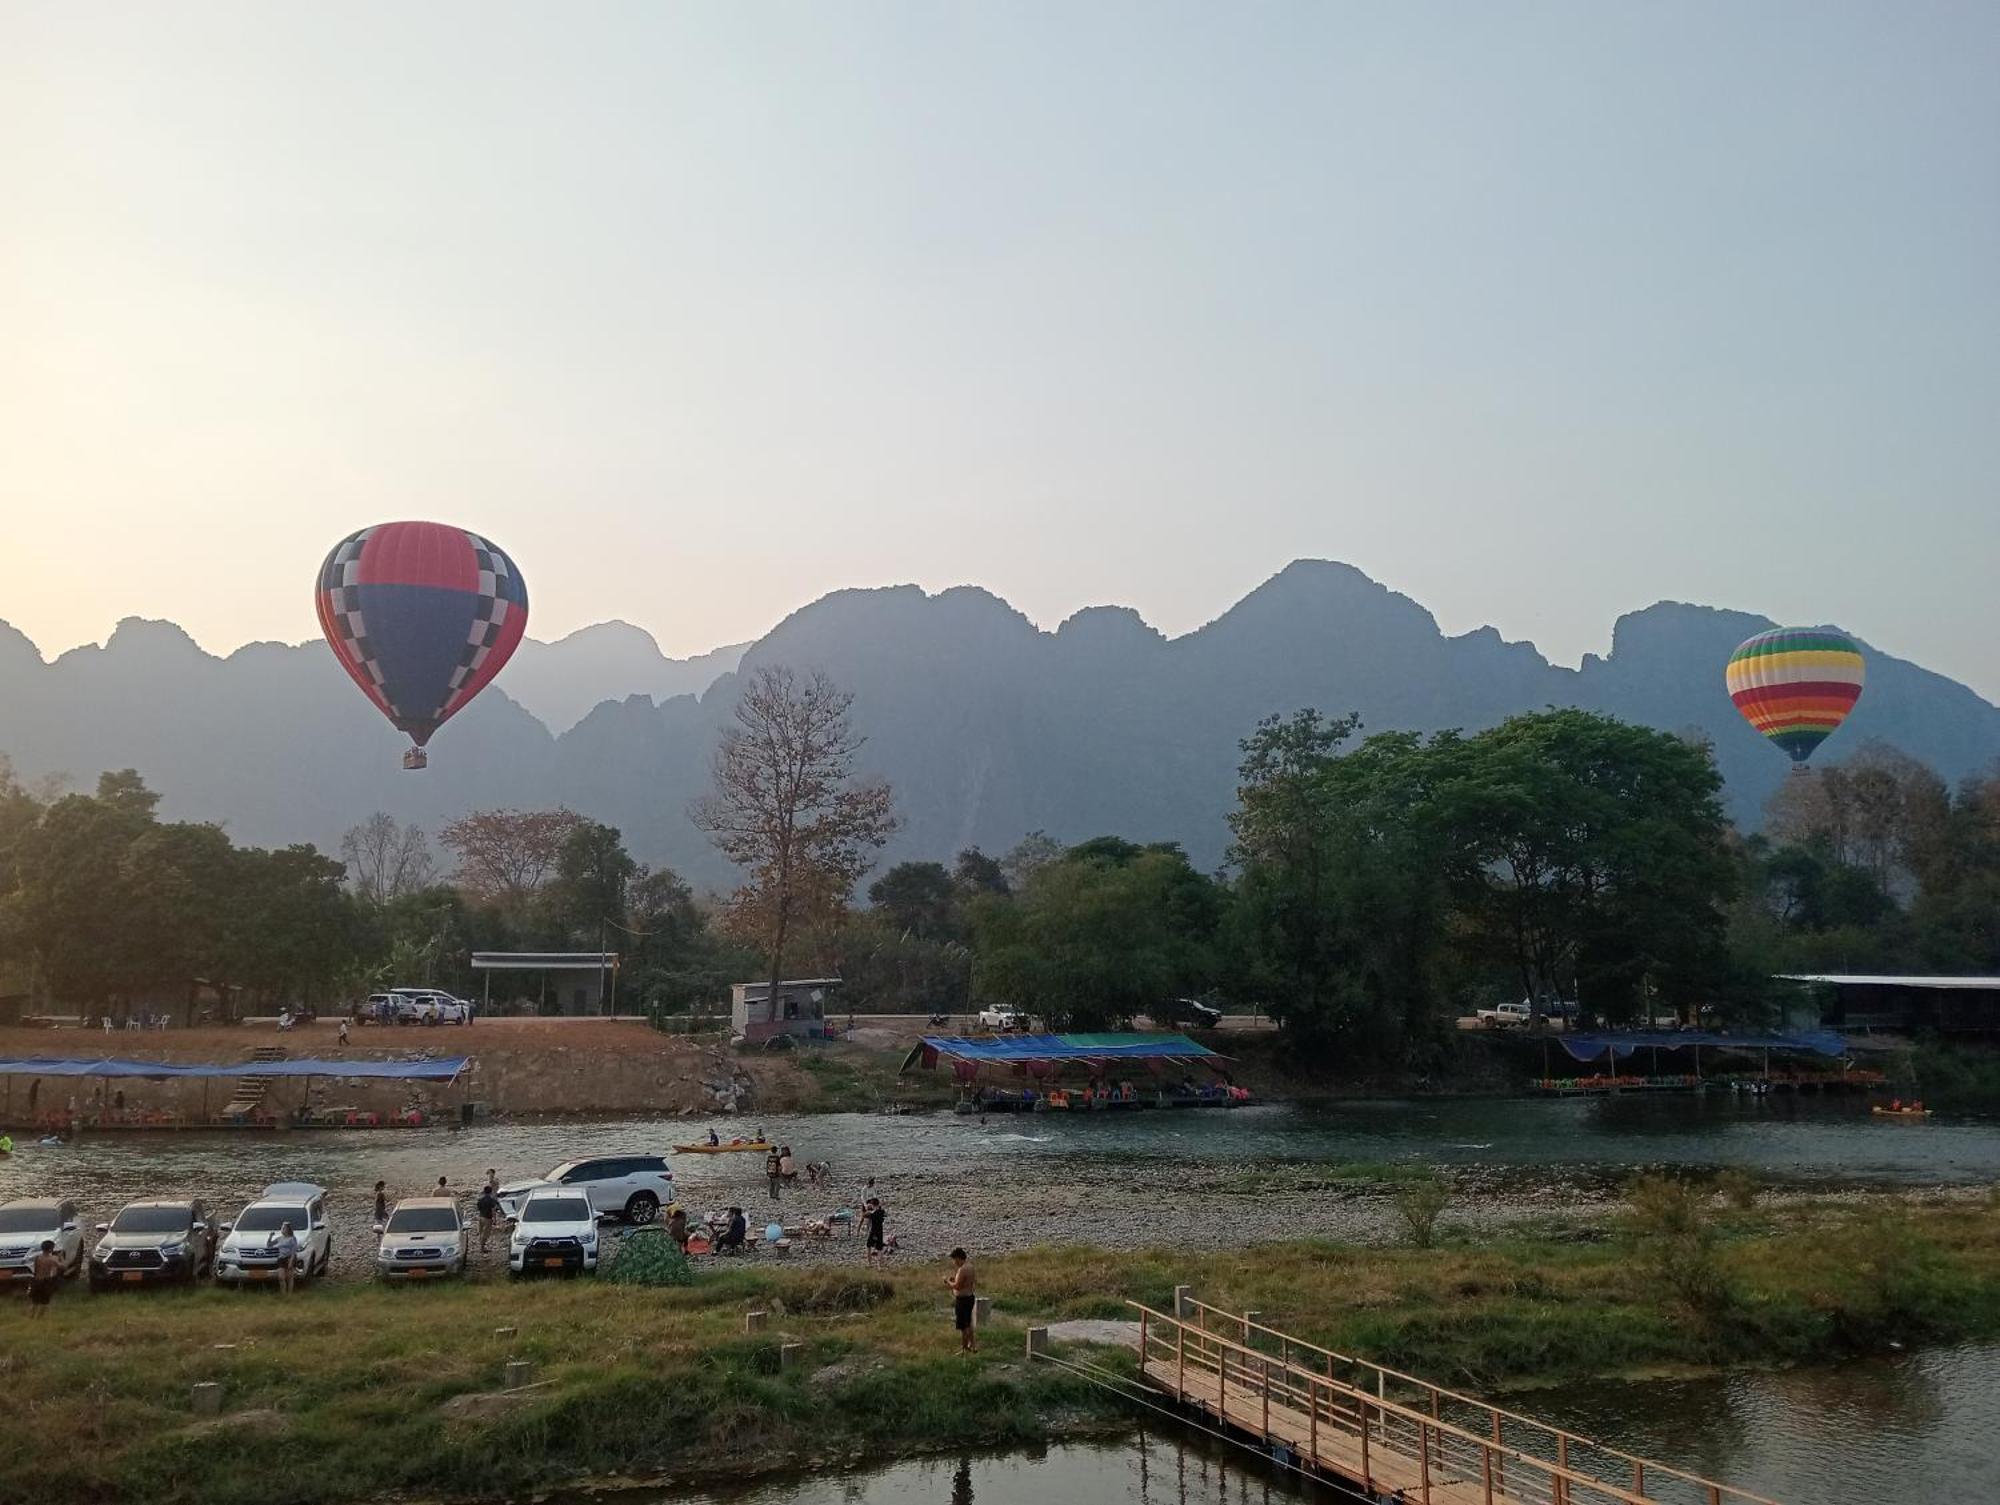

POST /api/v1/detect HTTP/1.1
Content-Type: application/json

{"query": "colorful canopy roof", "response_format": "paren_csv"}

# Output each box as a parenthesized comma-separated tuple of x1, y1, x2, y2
(0, 1056, 469, 1081)
(906, 1032, 1220, 1070)
(1557, 1031, 1846, 1063)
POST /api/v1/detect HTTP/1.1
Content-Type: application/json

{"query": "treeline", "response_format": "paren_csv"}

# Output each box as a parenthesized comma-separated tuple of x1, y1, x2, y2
(3, 699, 1994, 1054)
(0, 765, 750, 1021)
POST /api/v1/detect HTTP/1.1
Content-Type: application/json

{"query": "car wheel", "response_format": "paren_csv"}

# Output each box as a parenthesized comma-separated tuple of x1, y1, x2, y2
(624, 1192, 659, 1225)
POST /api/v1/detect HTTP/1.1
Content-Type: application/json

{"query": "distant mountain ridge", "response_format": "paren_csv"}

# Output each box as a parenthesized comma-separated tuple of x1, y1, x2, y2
(2, 561, 1994, 888)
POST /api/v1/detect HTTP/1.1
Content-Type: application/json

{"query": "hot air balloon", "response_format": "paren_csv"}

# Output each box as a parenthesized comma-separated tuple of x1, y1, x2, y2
(1725, 627, 1864, 769)
(315, 521, 529, 769)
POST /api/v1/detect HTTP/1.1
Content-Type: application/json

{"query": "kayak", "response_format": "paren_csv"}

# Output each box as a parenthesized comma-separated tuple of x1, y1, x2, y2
(1871, 1107, 1933, 1118)
(674, 1140, 776, 1155)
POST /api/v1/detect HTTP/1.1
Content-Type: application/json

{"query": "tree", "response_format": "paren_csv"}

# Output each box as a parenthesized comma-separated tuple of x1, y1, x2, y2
(545, 819, 638, 945)
(952, 847, 1010, 899)
(95, 768, 160, 819)
(689, 665, 898, 1005)
(868, 861, 958, 940)
(972, 842, 1222, 1029)
(438, 808, 583, 909)
(340, 813, 436, 905)
(1000, 831, 1063, 890)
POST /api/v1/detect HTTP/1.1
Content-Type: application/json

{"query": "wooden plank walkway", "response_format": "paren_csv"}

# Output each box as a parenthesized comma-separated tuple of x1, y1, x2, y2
(1129, 1297, 1781, 1505)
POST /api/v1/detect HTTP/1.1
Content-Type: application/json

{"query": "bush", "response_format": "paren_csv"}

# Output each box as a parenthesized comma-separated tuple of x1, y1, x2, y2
(1626, 1175, 1727, 1319)
(1712, 1167, 1761, 1210)
(1394, 1179, 1450, 1249)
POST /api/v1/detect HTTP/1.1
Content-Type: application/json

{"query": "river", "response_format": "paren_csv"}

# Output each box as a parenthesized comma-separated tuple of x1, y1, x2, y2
(2, 1095, 1994, 1277)
(628, 1343, 2000, 1505)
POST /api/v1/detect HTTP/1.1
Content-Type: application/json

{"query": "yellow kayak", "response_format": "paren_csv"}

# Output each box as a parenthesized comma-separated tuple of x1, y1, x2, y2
(674, 1140, 776, 1154)
(1871, 1107, 1932, 1119)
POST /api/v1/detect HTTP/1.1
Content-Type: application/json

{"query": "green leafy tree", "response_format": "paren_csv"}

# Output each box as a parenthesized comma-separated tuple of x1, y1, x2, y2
(868, 860, 959, 940)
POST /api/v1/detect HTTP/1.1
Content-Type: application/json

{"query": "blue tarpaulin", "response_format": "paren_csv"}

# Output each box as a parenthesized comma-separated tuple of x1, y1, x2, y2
(0, 1056, 470, 1081)
(1557, 1031, 1846, 1064)
(915, 1032, 1218, 1064)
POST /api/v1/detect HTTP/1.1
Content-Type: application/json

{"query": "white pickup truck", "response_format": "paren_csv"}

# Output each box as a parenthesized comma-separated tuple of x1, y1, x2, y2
(1476, 1001, 1534, 1027)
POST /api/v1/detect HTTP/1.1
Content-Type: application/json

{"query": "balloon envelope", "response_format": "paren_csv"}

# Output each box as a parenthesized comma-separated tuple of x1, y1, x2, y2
(315, 521, 529, 749)
(1725, 627, 1864, 764)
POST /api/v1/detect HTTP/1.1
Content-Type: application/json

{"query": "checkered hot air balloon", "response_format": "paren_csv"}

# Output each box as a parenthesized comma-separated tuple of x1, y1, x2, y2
(315, 522, 529, 769)
(1724, 627, 1865, 768)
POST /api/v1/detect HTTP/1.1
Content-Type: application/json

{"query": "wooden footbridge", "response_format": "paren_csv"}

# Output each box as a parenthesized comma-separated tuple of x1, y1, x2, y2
(1125, 1295, 1780, 1505)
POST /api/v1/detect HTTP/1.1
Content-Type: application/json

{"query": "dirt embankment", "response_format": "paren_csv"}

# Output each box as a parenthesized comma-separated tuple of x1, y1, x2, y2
(0, 1017, 939, 1128)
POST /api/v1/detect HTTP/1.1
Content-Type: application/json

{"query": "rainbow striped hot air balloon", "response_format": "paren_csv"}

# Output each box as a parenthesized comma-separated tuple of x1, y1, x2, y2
(1725, 627, 1865, 767)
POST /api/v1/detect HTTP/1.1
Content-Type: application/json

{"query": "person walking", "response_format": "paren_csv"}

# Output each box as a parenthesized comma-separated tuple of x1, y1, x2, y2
(28, 1240, 63, 1318)
(270, 1221, 300, 1294)
(373, 1180, 389, 1225)
(476, 1172, 501, 1253)
(765, 1147, 783, 1201)
(945, 1248, 978, 1352)
(337, 1018, 350, 1046)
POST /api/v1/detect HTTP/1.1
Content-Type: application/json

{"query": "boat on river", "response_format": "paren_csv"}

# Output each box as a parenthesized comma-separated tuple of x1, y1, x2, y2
(1871, 1106, 1933, 1119)
(673, 1139, 775, 1154)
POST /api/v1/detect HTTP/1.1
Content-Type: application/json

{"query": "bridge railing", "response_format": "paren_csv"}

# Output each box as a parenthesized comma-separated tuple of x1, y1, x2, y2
(1132, 1298, 1779, 1505)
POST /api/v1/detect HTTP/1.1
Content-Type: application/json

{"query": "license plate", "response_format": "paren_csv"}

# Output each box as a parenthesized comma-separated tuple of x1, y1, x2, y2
(0, 1270, 19, 1280)
(122, 1272, 144, 1282)
(404, 1268, 429, 1277)
(248, 1270, 272, 1280)
(543, 1257, 565, 1267)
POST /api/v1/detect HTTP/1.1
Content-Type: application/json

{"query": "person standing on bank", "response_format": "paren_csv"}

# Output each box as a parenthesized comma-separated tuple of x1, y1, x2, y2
(863, 1197, 887, 1261)
(373, 1181, 389, 1225)
(269, 1220, 301, 1294)
(765, 1147, 783, 1201)
(477, 1171, 501, 1253)
(28, 1240, 63, 1318)
(946, 1248, 977, 1352)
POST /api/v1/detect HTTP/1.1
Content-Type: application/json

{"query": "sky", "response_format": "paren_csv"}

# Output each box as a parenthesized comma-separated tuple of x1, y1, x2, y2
(3, 3, 1996, 699)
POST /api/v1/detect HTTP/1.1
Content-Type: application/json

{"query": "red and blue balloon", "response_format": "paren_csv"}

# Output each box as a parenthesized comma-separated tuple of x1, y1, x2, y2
(315, 521, 528, 767)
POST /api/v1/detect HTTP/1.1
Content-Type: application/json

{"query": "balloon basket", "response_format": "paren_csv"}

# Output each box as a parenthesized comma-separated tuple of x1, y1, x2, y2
(402, 747, 429, 771)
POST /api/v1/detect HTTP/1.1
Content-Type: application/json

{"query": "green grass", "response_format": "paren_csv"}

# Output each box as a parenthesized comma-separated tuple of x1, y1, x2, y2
(5, 1193, 1999, 1504)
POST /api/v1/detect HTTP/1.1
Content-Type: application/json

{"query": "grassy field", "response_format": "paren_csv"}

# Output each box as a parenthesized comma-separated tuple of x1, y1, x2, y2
(4, 1190, 1998, 1505)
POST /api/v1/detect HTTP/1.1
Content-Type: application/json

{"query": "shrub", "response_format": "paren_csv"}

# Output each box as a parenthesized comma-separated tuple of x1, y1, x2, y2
(1626, 1175, 1727, 1319)
(1712, 1167, 1761, 1210)
(1394, 1179, 1450, 1249)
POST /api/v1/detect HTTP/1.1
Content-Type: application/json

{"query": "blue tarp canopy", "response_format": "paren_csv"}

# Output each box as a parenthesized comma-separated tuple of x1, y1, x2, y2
(0, 1056, 470, 1081)
(1557, 1031, 1846, 1064)
(913, 1032, 1219, 1065)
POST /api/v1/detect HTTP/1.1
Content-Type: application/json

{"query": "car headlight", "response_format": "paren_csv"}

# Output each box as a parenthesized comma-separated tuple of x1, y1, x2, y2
(580, 1230, 597, 1246)
(92, 1242, 110, 1262)
(159, 1241, 187, 1256)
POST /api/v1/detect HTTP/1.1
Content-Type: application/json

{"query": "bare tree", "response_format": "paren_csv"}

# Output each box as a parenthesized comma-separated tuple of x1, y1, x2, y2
(437, 808, 584, 908)
(339, 813, 436, 905)
(689, 665, 897, 1009)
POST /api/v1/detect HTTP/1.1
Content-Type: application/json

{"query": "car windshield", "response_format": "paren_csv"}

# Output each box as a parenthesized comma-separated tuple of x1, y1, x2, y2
(544, 1160, 581, 1181)
(386, 1207, 459, 1234)
(521, 1197, 591, 1224)
(111, 1206, 192, 1235)
(235, 1205, 307, 1234)
(0, 1208, 59, 1234)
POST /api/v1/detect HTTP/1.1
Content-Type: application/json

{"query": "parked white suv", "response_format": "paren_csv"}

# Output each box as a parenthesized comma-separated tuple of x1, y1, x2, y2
(217, 1182, 332, 1283)
(508, 1188, 600, 1277)
(0, 1198, 85, 1285)
(392, 989, 467, 1025)
(978, 1007, 1026, 1031)
(497, 1154, 674, 1225)
(373, 1197, 468, 1280)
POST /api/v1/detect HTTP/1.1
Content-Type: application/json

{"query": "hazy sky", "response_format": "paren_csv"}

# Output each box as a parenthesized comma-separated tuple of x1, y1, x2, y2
(4, 3, 1996, 697)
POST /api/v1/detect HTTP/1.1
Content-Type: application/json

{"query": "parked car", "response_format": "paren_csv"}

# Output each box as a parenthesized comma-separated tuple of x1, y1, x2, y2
(507, 1188, 601, 1277)
(88, 1198, 219, 1288)
(389, 989, 468, 1025)
(216, 1182, 332, 1283)
(0, 1198, 85, 1285)
(1477, 1001, 1534, 1027)
(977, 1007, 1027, 1031)
(1157, 998, 1224, 1028)
(497, 1154, 674, 1225)
(373, 1197, 467, 1280)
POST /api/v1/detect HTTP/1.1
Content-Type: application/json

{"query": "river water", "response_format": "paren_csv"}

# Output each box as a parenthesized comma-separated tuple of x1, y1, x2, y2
(629, 1343, 2000, 1505)
(6, 1098, 1996, 1501)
